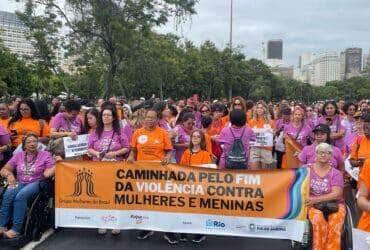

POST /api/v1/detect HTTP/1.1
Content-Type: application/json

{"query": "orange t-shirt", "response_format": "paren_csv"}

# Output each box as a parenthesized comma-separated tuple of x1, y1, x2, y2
(248, 118, 275, 150)
(350, 135, 370, 161)
(131, 126, 173, 161)
(207, 119, 225, 136)
(179, 149, 212, 166)
(358, 159, 370, 232)
(8, 118, 50, 146)
(0, 118, 9, 128)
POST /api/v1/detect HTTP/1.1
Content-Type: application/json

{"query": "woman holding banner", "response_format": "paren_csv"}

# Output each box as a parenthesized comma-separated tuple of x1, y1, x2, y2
(248, 101, 275, 170)
(0, 133, 55, 239)
(127, 109, 175, 243)
(306, 143, 345, 250)
(298, 124, 344, 170)
(88, 104, 129, 235)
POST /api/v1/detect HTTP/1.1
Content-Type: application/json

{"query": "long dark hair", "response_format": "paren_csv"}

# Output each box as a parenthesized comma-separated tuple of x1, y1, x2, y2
(322, 101, 339, 116)
(8, 98, 40, 127)
(51, 103, 61, 117)
(85, 108, 99, 132)
(35, 100, 52, 123)
(96, 103, 121, 138)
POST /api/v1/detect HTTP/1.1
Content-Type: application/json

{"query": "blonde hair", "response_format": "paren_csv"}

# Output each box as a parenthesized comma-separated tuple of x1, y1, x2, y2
(251, 100, 271, 123)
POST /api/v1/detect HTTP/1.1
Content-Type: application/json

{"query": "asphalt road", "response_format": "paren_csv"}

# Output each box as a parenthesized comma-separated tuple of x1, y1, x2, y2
(32, 229, 293, 250)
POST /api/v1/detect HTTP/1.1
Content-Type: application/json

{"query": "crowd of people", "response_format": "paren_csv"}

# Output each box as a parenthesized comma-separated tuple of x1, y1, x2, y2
(0, 95, 369, 249)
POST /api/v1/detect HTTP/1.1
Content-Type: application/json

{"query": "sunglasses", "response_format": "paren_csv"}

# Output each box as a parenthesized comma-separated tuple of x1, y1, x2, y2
(201, 109, 210, 113)
(234, 103, 242, 106)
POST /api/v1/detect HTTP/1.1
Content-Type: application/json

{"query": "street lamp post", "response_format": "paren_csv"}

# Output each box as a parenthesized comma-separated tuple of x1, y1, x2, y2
(228, 0, 233, 101)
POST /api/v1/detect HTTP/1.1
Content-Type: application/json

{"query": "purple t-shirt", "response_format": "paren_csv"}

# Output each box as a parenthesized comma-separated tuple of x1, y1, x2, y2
(174, 125, 191, 163)
(306, 114, 319, 129)
(88, 128, 129, 161)
(122, 123, 133, 144)
(275, 119, 290, 131)
(0, 125, 10, 161)
(158, 119, 172, 132)
(298, 144, 344, 169)
(8, 151, 54, 184)
(218, 126, 256, 169)
(51, 113, 83, 135)
(283, 122, 312, 147)
(308, 165, 343, 198)
(318, 115, 346, 150)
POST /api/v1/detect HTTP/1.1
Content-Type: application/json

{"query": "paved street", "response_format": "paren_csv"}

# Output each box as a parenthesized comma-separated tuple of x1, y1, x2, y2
(31, 229, 292, 250)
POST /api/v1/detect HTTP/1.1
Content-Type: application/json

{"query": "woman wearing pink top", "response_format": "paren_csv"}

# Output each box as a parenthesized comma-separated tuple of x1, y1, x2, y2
(0, 133, 55, 238)
(318, 101, 346, 151)
(306, 143, 345, 250)
(299, 124, 344, 170)
(283, 106, 311, 148)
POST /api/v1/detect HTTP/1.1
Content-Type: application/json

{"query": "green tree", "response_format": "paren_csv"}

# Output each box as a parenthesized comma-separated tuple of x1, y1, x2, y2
(20, 0, 198, 99)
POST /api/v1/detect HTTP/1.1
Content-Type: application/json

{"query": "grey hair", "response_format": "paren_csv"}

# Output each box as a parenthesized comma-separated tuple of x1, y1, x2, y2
(315, 142, 333, 154)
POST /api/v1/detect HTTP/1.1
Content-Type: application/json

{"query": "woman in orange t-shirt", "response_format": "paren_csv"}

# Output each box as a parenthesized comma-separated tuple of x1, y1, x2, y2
(179, 129, 210, 243)
(350, 114, 370, 167)
(180, 130, 212, 167)
(127, 109, 174, 242)
(7, 99, 49, 148)
(357, 159, 370, 232)
(248, 101, 275, 170)
(128, 109, 173, 163)
(0, 102, 10, 128)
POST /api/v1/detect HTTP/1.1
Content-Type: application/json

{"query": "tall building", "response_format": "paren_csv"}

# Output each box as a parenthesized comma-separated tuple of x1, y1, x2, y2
(363, 52, 369, 71)
(344, 47, 362, 78)
(312, 52, 343, 86)
(0, 10, 34, 57)
(267, 39, 283, 59)
(265, 39, 283, 67)
(299, 52, 314, 69)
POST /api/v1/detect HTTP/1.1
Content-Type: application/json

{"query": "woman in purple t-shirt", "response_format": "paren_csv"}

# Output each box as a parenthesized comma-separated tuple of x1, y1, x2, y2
(318, 101, 346, 151)
(87, 103, 129, 236)
(173, 112, 195, 163)
(283, 106, 311, 148)
(306, 143, 345, 250)
(0, 133, 55, 238)
(218, 110, 255, 169)
(299, 124, 344, 170)
(87, 103, 130, 162)
(0, 124, 10, 166)
(50, 99, 84, 140)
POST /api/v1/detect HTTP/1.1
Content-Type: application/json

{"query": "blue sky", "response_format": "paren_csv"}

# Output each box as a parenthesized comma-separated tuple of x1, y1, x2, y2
(2, 0, 370, 66)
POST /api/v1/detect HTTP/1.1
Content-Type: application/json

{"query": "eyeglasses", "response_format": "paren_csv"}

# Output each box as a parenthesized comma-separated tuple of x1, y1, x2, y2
(201, 109, 209, 113)
(317, 151, 331, 156)
(234, 103, 242, 106)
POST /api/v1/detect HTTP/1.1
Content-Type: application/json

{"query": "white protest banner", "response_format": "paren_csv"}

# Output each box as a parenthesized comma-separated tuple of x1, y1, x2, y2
(344, 157, 359, 181)
(63, 134, 89, 158)
(250, 128, 273, 147)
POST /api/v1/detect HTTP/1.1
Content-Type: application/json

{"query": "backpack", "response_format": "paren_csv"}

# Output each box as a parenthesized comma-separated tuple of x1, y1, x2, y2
(225, 128, 248, 169)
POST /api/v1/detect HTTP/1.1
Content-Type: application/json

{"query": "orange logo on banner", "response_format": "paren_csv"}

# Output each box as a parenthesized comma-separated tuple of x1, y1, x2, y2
(56, 161, 309, 220)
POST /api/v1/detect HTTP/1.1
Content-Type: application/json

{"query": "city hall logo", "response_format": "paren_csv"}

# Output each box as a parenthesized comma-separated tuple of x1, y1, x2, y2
(71, 168, 98, 197)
